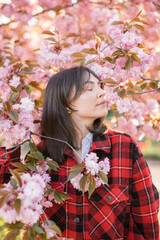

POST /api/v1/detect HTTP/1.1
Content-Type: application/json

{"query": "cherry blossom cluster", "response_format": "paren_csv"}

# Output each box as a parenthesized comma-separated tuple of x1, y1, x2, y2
(0, 95, 37, 148)
(0, 173, 46, 226)
(0, 0, 160, 143)
(70, 152, 110, 192)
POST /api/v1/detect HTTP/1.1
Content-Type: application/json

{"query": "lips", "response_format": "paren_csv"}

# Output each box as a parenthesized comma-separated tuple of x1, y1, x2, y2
(97, 101, 106, 106)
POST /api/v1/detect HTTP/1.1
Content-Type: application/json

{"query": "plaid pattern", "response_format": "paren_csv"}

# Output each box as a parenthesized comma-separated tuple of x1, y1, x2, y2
(0, 146, 20, 184)
(43, 129, 159, 240)
(0, 129, 159, 239)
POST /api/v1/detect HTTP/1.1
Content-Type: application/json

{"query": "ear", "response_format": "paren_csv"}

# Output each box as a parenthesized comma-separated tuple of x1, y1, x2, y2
(67, 107, 72, 114)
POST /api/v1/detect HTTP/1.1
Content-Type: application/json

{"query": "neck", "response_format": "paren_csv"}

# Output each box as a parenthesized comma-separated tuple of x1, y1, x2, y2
(73, 121, 93, 149)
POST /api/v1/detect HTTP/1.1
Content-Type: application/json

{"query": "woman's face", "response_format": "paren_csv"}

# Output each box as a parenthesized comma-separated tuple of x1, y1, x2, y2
(70, 73, 108, 127)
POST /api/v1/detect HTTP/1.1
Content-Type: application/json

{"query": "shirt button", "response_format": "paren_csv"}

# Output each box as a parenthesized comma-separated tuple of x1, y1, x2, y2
(106, 196, 111, 202)
(74, 217, 80, 223)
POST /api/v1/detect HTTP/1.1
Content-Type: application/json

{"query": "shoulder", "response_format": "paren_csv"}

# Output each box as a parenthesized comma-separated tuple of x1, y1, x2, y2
(104, 128, 142, 159)
(104, 128, 135, 142)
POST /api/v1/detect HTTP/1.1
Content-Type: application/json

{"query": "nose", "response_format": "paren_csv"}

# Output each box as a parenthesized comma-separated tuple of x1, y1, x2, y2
(98, 87, 106, 98)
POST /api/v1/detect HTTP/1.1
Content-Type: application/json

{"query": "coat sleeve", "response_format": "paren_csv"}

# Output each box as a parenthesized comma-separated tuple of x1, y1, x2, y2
(0, 147, 21, 184)
(128, 138, 159, 239)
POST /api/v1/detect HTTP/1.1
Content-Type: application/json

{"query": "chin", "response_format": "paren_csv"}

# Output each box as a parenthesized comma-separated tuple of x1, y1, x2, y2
(101, 110, 108, 117)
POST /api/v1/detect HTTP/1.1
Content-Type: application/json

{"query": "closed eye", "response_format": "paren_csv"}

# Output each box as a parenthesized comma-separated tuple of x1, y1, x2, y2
(98, 82, 104, 89)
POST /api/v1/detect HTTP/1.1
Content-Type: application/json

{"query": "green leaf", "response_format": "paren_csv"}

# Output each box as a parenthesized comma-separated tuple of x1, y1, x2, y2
(131, 54, 141, 63)
(80, 60, 85, 66)
(8, 110, 18, 123)
(49, 224, 61, 236)
(79, 174, 89, 193)
(117, 89, 125, 99)
(150, 82, 157, 89)
(28, 226, 36, 240)
(14, 199, 21, 215)
(45, 189, 51, 197)
(3, 230, 20, 240)
(88, 177, 96, 198)
(104, 57, 116, 64)
(70, 163, 85, 172)
(101, 78, 117, 85)
(111, 21, 124, 25)
(25, 162, 36, 171)
(9, 92, 19, 102)
(42, 30, 55, 35)
(10, 178, 18, 189)
(11, 162, 28, 171)
(33, 225, 44, 234)
(0, 191, 10, 208)
(81, 48, 97, 54)
(137, 43, 143, 48)
(5, 101, 12, 113)
(38, 233, 47, 240)
(98, 171, 109, 185)
(124, 24, 132, 31)
(22, 230, 30, 240)
(28, 151, 44, 161)
(127, 90, 136, 95)
(43, 220, 56, 226)
(10, 85, 18, 92)
(29, 142, 37, 152)
(73, 58, 85, 63)
(85, 59, 95, 65)
(46, 160, 59, 171)
(45, 37, 56, 42)
(72, 52, 85, 58)
(10, 169, 22, 187)
(54, 191, 62, 203)
(140, 83, 147, 90)
(67, 169, 84, 181)
(6, 221, 24, 229)
(124, 58, 132, 70)
(134, 24, 145, 32)
(133, 86, 142, 92)
(24, 86, 31, 95)
(55, 191, 72, 200)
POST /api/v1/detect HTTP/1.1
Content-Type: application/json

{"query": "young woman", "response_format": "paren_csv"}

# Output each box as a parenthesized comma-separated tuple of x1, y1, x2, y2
(39, 66, 159, 240)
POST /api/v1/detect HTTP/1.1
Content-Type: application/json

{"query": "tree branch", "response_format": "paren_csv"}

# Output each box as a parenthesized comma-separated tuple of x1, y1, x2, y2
(135, 88, 159, 95)
(30, 131, 82, 160)
(140, 76, 160, 82)
(0, 0, 82, 27)
(153, 1, 160, 9)
(0, 139, 29, 158)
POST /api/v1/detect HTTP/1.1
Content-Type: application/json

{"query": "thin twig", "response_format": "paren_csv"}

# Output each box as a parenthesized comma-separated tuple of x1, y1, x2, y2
(89, 0, 112, 7)
(140, 76, 160, 82)
(101, 42, 113, 53)
(134, 88, 159, 95)
(30, 131, 82, 160)
(0, 139, 29, 158)
(153, 2, 160, 8)
(15, 71, 35, 75)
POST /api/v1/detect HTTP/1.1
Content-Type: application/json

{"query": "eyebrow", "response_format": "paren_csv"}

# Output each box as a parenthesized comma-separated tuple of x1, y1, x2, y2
(83, 80, 100, 85)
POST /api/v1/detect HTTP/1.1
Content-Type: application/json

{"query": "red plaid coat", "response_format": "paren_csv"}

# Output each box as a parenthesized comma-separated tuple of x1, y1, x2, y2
(0, 129, 159, 240)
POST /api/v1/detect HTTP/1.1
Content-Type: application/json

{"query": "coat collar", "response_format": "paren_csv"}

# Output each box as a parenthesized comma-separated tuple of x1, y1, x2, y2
(89, 130, 111, 154)
(64, 130, 111, 157)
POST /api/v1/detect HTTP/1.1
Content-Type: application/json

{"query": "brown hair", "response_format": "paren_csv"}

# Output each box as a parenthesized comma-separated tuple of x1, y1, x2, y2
(40, 66, 107, 164)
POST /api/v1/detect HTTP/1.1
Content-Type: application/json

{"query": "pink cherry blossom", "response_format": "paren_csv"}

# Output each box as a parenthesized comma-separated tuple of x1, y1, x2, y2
(99, 157, 110, 175)
(42, 223, 57, 239)
(70, 173, 83, 190)
(9, 75, 21, 88)
(116, 99, 131, 114)
(0, 173, 46, 226)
